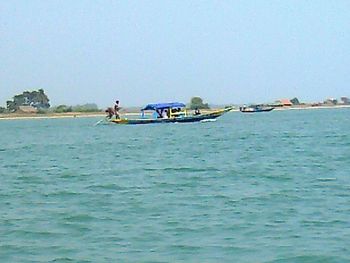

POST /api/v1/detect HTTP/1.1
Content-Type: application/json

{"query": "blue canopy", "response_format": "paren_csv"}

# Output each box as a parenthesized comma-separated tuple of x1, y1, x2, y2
(141, 102, 186, 111)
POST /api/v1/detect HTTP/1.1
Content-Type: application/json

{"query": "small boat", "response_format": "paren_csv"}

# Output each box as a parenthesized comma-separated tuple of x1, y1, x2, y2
(108, 102, 232, 125)
(239, 105, 274, 113)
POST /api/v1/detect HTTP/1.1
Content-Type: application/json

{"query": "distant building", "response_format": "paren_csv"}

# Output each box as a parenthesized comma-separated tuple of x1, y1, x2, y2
(17, 106, 38, 113)
(276, 99, 293, 107)
(340, 97, 349, 105)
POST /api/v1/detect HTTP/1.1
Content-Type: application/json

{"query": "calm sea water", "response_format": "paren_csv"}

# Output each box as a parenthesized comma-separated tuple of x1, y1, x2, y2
(0, 108, 349, 262)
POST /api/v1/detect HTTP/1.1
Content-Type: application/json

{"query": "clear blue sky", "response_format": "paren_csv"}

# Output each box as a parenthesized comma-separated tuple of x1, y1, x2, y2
(1, 0, 350, 107)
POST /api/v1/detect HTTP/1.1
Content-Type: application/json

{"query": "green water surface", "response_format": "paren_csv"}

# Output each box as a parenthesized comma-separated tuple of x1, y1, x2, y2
(0, 108, 349, 262)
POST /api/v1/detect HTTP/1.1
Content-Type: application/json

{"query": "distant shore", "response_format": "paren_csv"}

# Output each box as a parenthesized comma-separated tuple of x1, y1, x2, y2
(272, 104, 350, 111)
(0, 105, 349, 121)
(0, 111, 106, 121)
(231, 104, 350, 112)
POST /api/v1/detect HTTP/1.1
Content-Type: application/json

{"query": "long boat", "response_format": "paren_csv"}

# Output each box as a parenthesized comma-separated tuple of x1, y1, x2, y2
(107, 102, 233, 125)
(239, 105, 274, 113)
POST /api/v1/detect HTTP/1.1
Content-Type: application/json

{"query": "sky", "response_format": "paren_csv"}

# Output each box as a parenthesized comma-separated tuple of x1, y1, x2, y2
(1, 0, 350, 107)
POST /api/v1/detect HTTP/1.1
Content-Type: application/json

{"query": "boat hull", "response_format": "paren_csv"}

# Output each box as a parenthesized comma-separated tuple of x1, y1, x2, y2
(240, 107, 274, 113)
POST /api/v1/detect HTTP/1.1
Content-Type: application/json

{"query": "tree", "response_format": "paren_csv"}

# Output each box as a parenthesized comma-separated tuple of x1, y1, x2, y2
(189, 97, 210, 110)
(53, 105, 73, 113)
(30, 89, 50, 108)
(0, 107, 6, 113)
(72, 103, 99, 112)
(51, 103, 100, 113)
(6, 100, 16, 112)
(6, 89, 50, 111)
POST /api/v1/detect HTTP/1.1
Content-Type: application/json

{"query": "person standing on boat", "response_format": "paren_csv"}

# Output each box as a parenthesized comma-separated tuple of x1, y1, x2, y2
(114, 100, 120, 119)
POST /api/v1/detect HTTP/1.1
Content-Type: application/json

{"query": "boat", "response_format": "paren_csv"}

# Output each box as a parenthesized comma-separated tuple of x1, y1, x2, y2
(239, 105, 274, 113)
(108, 102, 233, 125)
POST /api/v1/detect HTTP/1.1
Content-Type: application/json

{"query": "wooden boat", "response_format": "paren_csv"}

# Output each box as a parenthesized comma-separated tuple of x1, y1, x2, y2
(239, 105, 274, 113)
(108, 102, 233, 125)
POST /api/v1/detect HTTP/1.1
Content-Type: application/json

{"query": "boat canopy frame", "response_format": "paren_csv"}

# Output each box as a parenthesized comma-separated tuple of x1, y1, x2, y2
(141, 102, 186, 111)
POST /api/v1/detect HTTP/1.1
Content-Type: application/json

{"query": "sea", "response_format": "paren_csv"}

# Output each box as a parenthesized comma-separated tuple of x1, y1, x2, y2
(0, 108, 349, 262)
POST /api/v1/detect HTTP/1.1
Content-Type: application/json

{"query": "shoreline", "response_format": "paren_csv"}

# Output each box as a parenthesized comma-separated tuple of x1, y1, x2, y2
(0, 112, 106, 121)
(230, 104, 350, 112)
(273, 104, 350, 111)
(0, 105, 349, 121)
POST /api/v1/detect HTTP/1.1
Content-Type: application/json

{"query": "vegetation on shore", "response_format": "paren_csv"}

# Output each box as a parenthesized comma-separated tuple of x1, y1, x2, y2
(52, 103, 100, 113)
(1, 89, 102, 114)
(6, 89, 50, 112)
(0, 106, 6, 113)
(189, 97, 210, 109)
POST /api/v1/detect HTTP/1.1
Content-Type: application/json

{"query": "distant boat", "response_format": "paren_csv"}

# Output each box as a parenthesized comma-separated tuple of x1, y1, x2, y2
(106, 102, 232, 125)
(239, 105, 274, 113)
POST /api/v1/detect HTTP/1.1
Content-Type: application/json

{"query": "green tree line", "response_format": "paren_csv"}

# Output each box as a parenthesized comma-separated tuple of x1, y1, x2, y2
(52, 103, 100, 113)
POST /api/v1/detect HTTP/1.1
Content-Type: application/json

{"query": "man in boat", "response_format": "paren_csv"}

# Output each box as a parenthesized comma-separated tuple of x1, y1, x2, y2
(194, 108, 201, 115)
(105, 107, 114, 119)
(155, 109, 163, 118)
(114, 100, 120, 119)
(162, 109, 169, 119)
